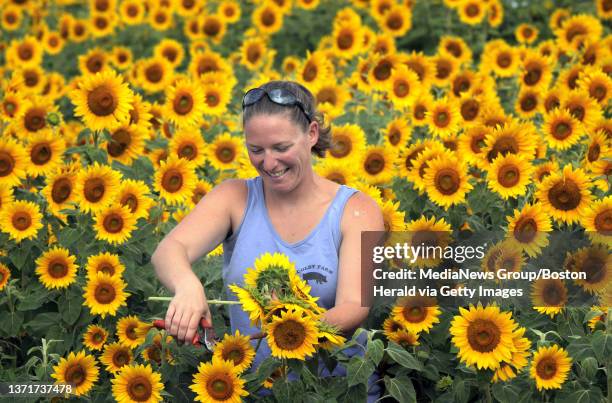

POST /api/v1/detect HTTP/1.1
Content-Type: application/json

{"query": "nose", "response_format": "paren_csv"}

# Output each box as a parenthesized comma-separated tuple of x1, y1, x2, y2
(262, 151, 278, 172)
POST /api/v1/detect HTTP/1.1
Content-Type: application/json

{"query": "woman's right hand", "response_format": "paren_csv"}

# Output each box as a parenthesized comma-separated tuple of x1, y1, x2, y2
(164, 278, 212, 344)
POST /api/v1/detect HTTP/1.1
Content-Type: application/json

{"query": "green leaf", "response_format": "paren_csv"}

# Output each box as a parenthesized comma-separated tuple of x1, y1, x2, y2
(273, 378, 303, 402)
(591, 330, 612, 363)
(338, 384, 366, 403)
(366, 338, 384, 366)
(385, 342, 423, 371)
(384, 375, 416, 403)
(491, 383, 520, 403)
(452, 379, 470, 403)
(346, 356, 374, 387)
(17, 284, 50, 311)
(566, 339, 596, 362)
(24, 312, 61, 334)
(579, 357, 598, 379)
(61, 289, 83, 326)
(0, 311, 24, 336)
(9, 247, 30, 270)
(557, 387, 604, 403)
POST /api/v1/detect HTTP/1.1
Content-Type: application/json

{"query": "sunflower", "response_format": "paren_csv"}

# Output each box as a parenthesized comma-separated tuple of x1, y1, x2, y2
(0, 263, 11, 291)
(163, 79, 206, 129)
(515, 23, 538, 44)
(189, 180, 213, 207)
(265, 307, 319, 360)
(481, 121, 535, 166)
(141, 333, 175, 365)
(530, 345, 572, 391)
(386, 66, 420, 109)
(116, 316, 146, 348)
(75, 163, 122, 213)
(379, 5, 412, 37)
(458, 0, 485, 25)
(426, 97, 460, 138)
(579, 69, 612, 106)
(119, 0, 145, 25)
(0, 200, 43, 242)
(13, 95, 57, 138)
(43, 31, 64, 55)
(431, 54, 458, 87)
(219, 0, 241, 23)
(89, 13, 117, 38)
(561, 89, 601, 130)
(487, 153, 532, 200)
(0, 91, 23, 122)
(83, 272, 130, 318)
(189, 50, 232, 80)
(297, 51, 334, 92)
(5, 36, 43, 67)
(51, 351, 99, 396)
(555, 14, 602, 53)
(536, 164, 592, 225)
(252, 3, 283, 35)
(70, 18, 89, 42)
(137, 57, 174, 94)
(201, 82, 231, 117)
(1, 5, 22, 31)
(493, 242, 525, 280)
(520, 53, 552, 90)
(110, 47, 132, 72)
(315, 81, 350, 121)
(515, 88, 541, 118)
(327, 124, 366, 163)
(583, 196, 612, 246)
(549, 8, 570, 31)
(228, 284, 265, 326)
(423, 155, 472, 209)
(78, 48, 109, 76)
(571, 245, 611, 295)
(111, 364, 164, 403)
(411, 92, 433, 127)
(83, 324, 109, 351)
(314, 159, 355, 186)
(115, 179, 153, 220)
(492, 327, 531, 383)
(450, 303, 517, 370)
(239, 37, 268, 71)
(101, 342, 133, 373)
(392, 296, 441, 334)
(591, 159, 612, 193)
(207, 133, 242, 171)
(532, 278, 567, 318)
(94, 205, 137, 245)
(213, 331, 255, 373)
(542, 109, 583, 150)
(404, 52, 436, 88)
(41, 168, 77, 220)
(0, 137, 27, 187)
(359, 144, 397, 186)
(439, 36, 472, 66)
(506, 203, 551, 257)
(35, 247, 78, 290)
(405, 142, 447, 193)
(71, 70, 133, 132)
(331, 21, 363, 60)
(190, 357, 247, 403)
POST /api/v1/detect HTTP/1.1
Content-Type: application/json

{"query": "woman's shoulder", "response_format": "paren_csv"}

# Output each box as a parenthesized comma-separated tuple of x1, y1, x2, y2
(211, 178, 249, 198)
(340, 188, 384, 232)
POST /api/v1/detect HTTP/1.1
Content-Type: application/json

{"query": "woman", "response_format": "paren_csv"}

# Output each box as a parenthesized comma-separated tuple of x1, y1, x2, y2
(151, 80, 383, 371)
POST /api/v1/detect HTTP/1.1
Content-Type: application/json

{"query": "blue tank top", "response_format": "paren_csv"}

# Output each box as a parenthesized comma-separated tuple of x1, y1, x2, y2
(222, 176, 358, 367)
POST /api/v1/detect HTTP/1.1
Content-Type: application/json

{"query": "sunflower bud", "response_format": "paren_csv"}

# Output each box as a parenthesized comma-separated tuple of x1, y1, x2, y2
(47, 112, 61, 126)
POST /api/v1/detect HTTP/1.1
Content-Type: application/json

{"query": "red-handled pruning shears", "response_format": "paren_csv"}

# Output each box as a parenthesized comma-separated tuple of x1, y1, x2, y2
(152, 318, 217, 351)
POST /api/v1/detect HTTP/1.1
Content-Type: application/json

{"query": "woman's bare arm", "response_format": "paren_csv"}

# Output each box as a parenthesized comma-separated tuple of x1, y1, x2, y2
(323, 192, 384, 333)
(151, 179, 246, 343)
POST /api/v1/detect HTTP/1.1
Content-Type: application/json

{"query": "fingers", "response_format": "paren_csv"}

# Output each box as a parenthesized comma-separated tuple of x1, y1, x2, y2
(183, 313, 201, 345)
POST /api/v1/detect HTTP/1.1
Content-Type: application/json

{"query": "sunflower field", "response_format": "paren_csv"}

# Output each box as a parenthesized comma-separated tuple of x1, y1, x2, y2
(0, 0, 611, 401)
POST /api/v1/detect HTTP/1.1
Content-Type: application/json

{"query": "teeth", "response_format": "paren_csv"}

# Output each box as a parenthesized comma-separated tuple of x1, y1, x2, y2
(268, 169, 288, 177)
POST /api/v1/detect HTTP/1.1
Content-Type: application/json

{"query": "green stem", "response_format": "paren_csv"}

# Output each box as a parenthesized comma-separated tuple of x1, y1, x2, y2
(483, 383, 492, 403)
(147, 296, 241, 305)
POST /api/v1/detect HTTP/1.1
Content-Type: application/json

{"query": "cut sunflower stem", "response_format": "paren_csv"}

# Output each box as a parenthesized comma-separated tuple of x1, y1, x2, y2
(147, 296, 241, 305)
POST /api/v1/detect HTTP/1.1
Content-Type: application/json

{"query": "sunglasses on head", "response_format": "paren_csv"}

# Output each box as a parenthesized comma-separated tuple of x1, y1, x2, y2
(242, 87, 312, 124)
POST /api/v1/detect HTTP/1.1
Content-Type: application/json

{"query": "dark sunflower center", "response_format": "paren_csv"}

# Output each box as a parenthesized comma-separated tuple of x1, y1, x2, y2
(446, 42, 462, 58)
(87, 85, 117, 116)
(92, 331, 104, 342)
(52, 177, 72, 203)
(414, 104, 427, 120)
(84, 178, 105, 202)
(174, 93, 193, 115)
(487, 136, 518, 162)
(520, 94, 536, 111)
(514, 217, 537, 243)
(435, 111, 449, 127)
(273, 319, 306, 350)
(203, 19, 220, 36)
(404, 147, 424, 170)
(126, 324, 138, 340)
(206, 93, 219, 107)
(436, 60, 451, 79)
(247, 45, 261, 63)
(569, 105, 585, 121)
(262, 9, 275, 26)
(0, 151, 15, 177)
(331, 136, 351, 158)
(435, 168, 460, 195)
(161, 169, 183, 192)
(536, 357, 557, 380)
(64, 364, 86, 386)
(327, 172, 346, 185)
(303, 63, 318, 82)
(162, 48, 177, 62)
(98, 263, 115, 276)
(127, 5, 138, 17)
(18, 43, 33, 61)
(207, 375, 234, 400)
(49, 260, 68, 278)
(594, 209, 612, 234)
(387, 14, 403, 30)
(113, 350, 130, 367)
(466, 319, 501, 352)
(497, 53, 511, 68)
(24, 108, 46, 132)
(461, 100, 479, 121)
(216, 146, 235, 163)
(542, 282, 564, 305)
(498, 164, 520, 187)
(87, 55, 104, 73)
(103, 213, 124, 234)
(466, 4, 479, 17)
(403, 305, 426, 323)
(524, 67, 541, 86)
(154, 12, 166, 24)
(553, 122, 572, 140)
(223, 347, 245, 365)
(338, 31, 354, 50)
(12, 212, 31, 231)
(590, 85, 606, 102)
(94, 283, 116, 304)
(317, 88, 337, 105)
(388, 129, 401, 145)
(547, 180, 581, 211)
(127, 376, 152, 402)
(145, 64, 163, 83)
(582, 255, 605, 284)
(364, 153, 385, 175)
(121, 194, 138, 213)
(374, 61, 392, 81)
(24, 71, 39, 87)
(107, 129, 131, 157)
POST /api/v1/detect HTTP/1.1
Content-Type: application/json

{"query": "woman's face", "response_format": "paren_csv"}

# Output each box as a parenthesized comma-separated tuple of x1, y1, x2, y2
(244, 113, 318, 193)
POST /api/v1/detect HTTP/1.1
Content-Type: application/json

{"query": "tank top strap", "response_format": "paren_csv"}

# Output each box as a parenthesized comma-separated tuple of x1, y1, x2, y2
(326, 185, 359, 250)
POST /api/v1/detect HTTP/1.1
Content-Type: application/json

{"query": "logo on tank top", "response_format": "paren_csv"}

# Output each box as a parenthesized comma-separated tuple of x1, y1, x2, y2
(298, 264, 332, 284)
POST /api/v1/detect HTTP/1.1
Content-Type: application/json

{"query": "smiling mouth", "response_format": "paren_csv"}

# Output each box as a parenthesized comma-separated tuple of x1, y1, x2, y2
(265, 168, 289, 178)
